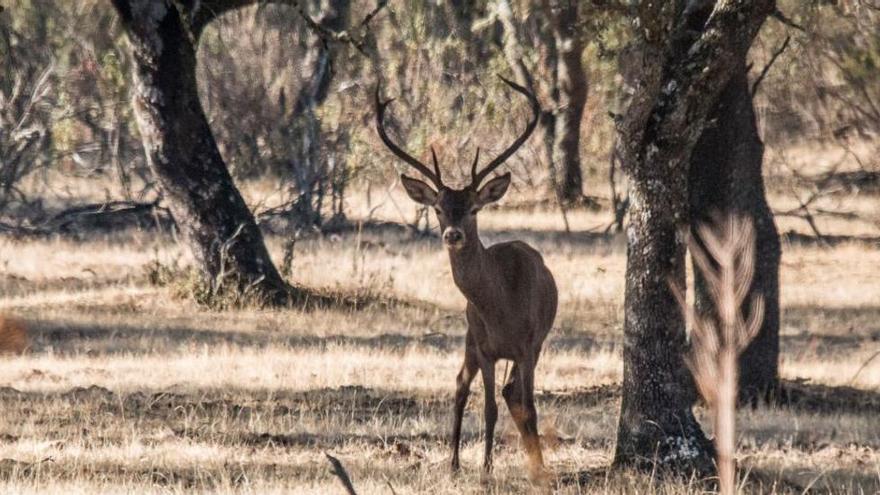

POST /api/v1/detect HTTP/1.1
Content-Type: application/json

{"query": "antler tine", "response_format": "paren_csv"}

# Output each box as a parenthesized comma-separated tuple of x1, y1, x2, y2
(375, 85, 443, 189)
(471, 75, 541, 187)
(470, 147, 481, 184)
(430, 146, 442, 184)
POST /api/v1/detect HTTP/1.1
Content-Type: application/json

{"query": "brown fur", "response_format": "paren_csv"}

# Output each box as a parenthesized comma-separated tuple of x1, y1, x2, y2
(0, 315, 29, 354)
(377, 76, 552, 480)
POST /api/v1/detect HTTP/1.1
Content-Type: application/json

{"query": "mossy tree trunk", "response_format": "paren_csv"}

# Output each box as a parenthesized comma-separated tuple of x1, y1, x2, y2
(612, 0, 776, 473)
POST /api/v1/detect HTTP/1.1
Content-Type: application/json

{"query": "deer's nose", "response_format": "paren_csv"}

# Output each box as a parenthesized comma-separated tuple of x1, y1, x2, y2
(442, 228, 465, 246)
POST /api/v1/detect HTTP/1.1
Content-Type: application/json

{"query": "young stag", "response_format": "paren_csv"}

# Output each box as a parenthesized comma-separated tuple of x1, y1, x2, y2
(375, 77, 558, 479)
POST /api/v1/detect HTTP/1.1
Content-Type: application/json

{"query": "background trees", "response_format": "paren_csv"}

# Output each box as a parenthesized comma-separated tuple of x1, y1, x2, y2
(1, 0, 879, 485)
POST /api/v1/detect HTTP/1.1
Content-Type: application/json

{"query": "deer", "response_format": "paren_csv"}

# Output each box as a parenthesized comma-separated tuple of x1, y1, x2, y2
(375, 76, 558, 480)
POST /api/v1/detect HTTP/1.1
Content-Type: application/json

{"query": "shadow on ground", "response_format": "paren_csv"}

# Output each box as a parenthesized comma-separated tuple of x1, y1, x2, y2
(25, 318, 618, 355)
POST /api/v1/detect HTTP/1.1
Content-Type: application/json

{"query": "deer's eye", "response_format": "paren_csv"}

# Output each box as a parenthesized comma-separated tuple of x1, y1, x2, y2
(469, 207, 480, 215)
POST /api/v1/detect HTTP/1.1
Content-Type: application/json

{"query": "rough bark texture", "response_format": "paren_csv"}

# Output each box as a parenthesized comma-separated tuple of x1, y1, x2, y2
(613, 0, 776, 472)
(111, 0, 290, 302)
(689, 60, 781, 401)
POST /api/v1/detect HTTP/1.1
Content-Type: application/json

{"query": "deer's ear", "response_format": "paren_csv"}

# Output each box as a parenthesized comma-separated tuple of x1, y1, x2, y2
(401, 174, 438, 206)
(476, 172, 511, 207)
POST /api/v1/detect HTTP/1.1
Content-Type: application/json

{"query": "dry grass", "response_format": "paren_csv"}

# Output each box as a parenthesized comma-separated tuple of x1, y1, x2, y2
(1, 154, 879, 493)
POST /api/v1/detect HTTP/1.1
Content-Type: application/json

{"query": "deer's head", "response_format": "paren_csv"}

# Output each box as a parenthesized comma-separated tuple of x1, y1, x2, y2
(375, 76, 540, 251)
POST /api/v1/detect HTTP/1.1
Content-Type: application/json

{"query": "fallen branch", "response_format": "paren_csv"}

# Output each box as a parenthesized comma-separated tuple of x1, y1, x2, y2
(0, 200, 172, 237)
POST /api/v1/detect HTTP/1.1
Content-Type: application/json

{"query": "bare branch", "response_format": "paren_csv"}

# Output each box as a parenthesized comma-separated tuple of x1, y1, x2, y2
(751, 36, 791, 98)
(771, 8, 806, 32)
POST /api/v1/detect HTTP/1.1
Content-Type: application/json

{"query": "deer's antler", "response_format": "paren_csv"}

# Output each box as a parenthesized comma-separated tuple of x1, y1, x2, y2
(375, 86, 443, 189)
(470, 75, 540, 188)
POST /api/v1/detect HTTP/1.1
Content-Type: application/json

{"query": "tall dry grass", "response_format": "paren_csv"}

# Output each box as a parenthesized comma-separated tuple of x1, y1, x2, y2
(672, 216, 765, 495)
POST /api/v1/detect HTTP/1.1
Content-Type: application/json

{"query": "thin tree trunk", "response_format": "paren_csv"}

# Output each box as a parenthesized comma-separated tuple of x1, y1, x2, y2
(285, 0, 350, 228)
(496, 0, 556, 191)
(111, 0, 289, 302)
(550, 0, 586, 204)
(689, 60, 781, 402)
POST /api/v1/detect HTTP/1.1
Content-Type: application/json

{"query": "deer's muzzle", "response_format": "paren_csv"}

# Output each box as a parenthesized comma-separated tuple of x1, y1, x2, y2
(442, 227, 465, 249)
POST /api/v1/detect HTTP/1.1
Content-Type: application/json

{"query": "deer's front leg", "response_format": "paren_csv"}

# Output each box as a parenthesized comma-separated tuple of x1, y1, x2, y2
(451, 336, 478, 472)
(480, 359, 497, 472)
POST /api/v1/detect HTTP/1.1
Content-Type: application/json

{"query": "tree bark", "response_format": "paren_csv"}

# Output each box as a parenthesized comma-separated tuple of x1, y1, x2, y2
(614, 167, 715, 471)
(549, 0, 586, 204)
(111, 0, 289, 302)
(689, 60, 781, 402)
(612, 0, 776, 473)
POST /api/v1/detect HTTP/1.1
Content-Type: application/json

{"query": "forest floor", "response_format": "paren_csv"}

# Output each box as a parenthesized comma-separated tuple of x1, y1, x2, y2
(1, 150, 879, 493)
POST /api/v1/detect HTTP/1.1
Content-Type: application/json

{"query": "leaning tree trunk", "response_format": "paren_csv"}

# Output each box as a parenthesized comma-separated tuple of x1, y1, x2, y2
(111, 0, 289, 302)
(611, 0, 775, 473)
(689, 59, 781, 402)
(549, 0, 586, 204)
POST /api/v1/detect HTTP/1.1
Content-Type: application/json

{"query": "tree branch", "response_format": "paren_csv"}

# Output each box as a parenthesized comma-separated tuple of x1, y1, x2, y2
(751, 35, 791, 98)
(771, 8, 805, 31)
(193, 0, 386, 53)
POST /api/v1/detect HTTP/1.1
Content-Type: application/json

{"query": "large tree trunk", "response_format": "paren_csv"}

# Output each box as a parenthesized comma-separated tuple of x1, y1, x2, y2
(689, 60, 781, 402)
(612, 0, 775, 473)
(111, 0, 289, 302)
(613, 165, 714, 471)
(549, 1, 586, 204)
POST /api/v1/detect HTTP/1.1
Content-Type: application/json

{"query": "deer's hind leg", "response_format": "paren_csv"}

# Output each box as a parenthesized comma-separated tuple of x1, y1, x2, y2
(502, 356, 546, 480)
(451, 333, 478, 472)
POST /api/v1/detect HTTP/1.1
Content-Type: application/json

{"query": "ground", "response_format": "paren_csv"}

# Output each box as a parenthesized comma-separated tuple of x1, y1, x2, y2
(0, 148, 879, 493)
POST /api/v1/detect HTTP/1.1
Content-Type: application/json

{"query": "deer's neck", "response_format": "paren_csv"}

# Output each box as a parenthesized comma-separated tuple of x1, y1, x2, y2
(447, 239, 494, 307)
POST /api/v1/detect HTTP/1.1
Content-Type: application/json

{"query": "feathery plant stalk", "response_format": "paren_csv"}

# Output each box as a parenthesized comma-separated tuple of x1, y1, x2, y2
(671, 216, 765, 495)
